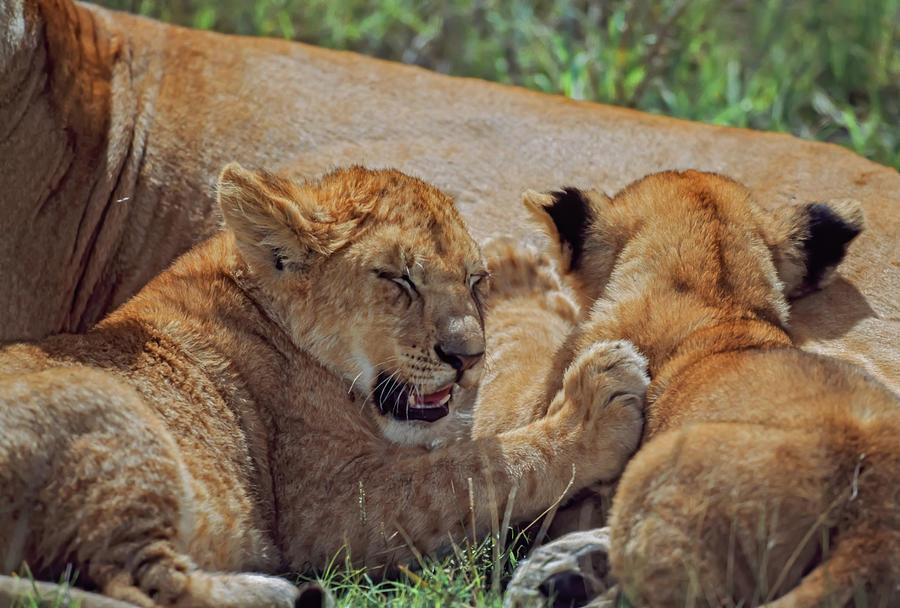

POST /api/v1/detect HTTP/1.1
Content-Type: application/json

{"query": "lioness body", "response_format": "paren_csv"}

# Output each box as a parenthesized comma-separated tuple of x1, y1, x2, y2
(530, 172, 899, 606)
(1, 1, 897, 398)
(0, 166, 647, 607)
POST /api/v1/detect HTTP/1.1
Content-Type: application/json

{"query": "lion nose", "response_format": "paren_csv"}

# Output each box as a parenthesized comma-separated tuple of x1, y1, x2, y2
(434, 345, 484, 372)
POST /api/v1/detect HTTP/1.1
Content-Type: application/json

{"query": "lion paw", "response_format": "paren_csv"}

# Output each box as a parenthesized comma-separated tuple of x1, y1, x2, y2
(504, 528, 620, 608)
(181, 573, 331, 608)
(563, 340, 649, 415)
(554, 340, 648, 478)
(482, 237, 568, 302)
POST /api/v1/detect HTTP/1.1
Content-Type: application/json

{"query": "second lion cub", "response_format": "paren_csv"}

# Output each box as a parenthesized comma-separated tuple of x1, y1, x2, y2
(526, 171, 899, 607)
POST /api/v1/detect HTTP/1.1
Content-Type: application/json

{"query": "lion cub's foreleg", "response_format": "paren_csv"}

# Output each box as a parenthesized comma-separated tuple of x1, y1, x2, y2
(287, 339, 647, 570)
(542, 340, 648, 482)
(0, 368, 299, 608)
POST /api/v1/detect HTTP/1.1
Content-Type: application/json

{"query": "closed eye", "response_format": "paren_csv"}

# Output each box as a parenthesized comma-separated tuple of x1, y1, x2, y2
(468, 272, 489, 321)
(468, 272, 488, 289)
(376, 270, 420, 298)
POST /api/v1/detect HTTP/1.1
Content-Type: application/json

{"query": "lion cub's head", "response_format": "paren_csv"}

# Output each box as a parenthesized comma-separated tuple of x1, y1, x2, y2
(217, 163, 487, 446)
(526, 170, 864, 327)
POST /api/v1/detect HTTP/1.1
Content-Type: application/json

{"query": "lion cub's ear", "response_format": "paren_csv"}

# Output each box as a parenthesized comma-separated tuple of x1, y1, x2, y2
(217, 163, 337, 273)
(765, 199, 865, 297)
(523, 188, 610, 273)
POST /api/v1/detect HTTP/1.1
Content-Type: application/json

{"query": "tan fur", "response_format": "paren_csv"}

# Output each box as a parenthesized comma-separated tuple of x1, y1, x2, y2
(532, 171, 900, 607)
(0, 165, 647, 607)
(1, 0, 896, 408)
(473, 238, 581, 437)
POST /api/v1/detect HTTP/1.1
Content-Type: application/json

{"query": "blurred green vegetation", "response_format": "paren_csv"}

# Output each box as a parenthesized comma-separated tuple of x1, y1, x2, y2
(96, 0, 899, 170)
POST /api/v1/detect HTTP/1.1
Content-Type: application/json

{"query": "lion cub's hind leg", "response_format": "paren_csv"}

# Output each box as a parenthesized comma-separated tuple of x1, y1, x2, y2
(0, 368, 301, 608)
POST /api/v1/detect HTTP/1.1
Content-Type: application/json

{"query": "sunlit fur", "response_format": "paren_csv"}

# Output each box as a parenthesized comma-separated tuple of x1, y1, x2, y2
(531, 170, 899, 607)
(471, 238, 581, 437)
(0, 165, 648, 607)
(216, 163, 490, 448)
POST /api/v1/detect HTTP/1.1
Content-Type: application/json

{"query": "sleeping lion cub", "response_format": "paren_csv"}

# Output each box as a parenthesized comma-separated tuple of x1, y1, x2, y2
(0, 165, 647, 607)
(525, 171, 899, 607)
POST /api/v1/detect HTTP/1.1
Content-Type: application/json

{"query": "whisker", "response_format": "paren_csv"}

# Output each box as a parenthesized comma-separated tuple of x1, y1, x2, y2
(348, 370, 364, 394)
(359, 370, 393, 411)
(372, 369, 399, 400)
(346, 354, 404, 383)
(391, 370, 409, 419)
(347, 353, 405, 400)
(387, 372, 404, 401)
(360, 367, 403, 415)
(370, 355, 405, 368)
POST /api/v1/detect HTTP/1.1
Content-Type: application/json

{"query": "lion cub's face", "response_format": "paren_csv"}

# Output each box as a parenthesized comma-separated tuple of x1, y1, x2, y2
(218, 164, 487, 445)
(526, 170, 864, 324)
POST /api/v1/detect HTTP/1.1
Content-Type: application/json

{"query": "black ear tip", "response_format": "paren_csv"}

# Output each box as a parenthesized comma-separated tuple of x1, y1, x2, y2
(801, 202, 863, 288)
(543, 188, 593, 270)
(547, 187, 590, 209)
(807, 202, 862, 244)
(550, 186, 585, 199)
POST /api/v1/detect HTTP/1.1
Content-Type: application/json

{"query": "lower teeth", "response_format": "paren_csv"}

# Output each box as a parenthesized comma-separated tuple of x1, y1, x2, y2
(405, 392, 452, 409)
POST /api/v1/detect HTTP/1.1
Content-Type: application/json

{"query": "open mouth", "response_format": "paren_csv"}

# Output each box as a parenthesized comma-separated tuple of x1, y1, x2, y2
(373, 372, 454, 423)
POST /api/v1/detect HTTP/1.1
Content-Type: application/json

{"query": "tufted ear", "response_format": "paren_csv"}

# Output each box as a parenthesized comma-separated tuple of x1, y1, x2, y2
(524, 187, 609, 272)
(765, 199, 865, 297)
(217, 163, 341, 273)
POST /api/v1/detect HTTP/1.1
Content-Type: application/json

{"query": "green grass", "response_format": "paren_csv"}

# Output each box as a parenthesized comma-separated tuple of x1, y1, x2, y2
(11, 565, 82, 608)
(309, 538, 513, 607)
(94, 0, 899, 170)
(305, 532, 632, 608)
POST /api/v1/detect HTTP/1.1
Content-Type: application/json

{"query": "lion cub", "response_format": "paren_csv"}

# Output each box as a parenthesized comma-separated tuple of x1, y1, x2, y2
(526, 171, 899, 607)
(0, 164, 647, 607)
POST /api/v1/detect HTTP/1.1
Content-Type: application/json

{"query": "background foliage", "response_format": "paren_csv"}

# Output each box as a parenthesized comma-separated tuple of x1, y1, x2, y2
(95, 0, 899, 170)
